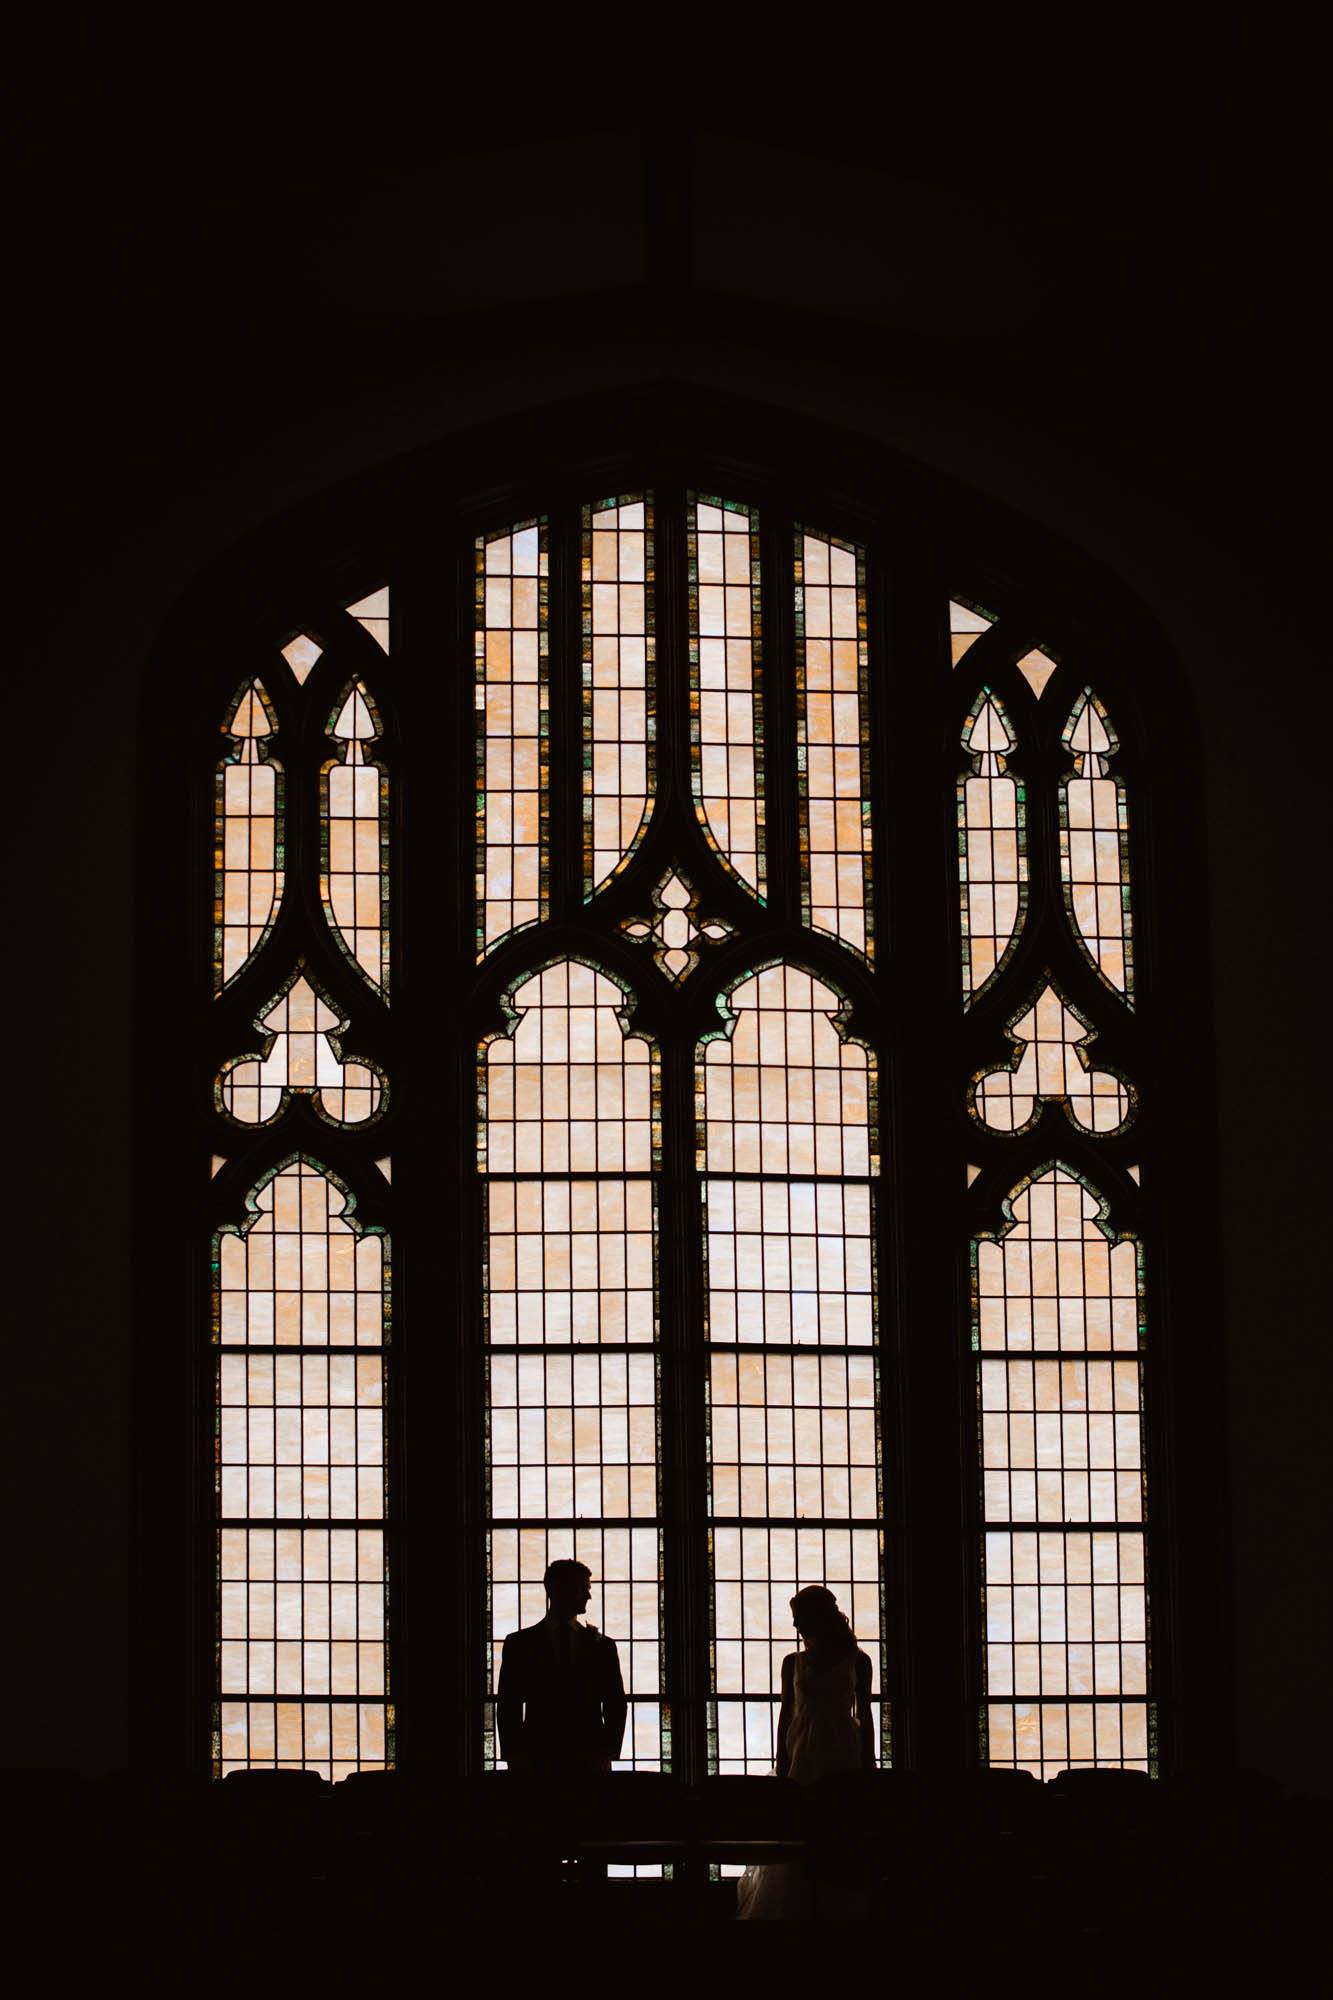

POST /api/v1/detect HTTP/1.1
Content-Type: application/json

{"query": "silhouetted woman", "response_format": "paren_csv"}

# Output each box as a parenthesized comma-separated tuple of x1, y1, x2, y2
(735, 1585, 876, 1919)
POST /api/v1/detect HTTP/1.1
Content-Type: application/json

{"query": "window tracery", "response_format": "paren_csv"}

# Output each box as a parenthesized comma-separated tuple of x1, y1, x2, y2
(199, 474, 1162, 1793)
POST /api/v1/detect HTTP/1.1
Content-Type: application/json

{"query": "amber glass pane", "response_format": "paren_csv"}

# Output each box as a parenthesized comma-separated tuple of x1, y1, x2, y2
(975, 1167, 1149, 1778)
(481, 960, 663, 1769)
(322, 681, 388, 993)
(958, 691, 1026, 1003)
(215, 1160, 390, 1780)
(476, 522, 548, 956)
(214, 681, 282, 993)
(690, 498, 764, 895)
(796, 532, 872, 958)
(701, 965, 884, 1772)
(584, 497, 655, 896)
(1060, 690, 1133, 1002)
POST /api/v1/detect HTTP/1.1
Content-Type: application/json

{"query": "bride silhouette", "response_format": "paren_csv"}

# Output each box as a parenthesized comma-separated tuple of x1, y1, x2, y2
(735, 1585, 876, 1921)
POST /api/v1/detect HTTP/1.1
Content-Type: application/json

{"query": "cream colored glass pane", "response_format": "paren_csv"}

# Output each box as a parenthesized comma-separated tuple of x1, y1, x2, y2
(218, 1700, 388, 1782)
(217, 972, 384, 1126)
(215, 680, 282, 992)
(486, 1178, 655, 1345)
(712, 1525, 882, 1769)
(976, 1168, 1147, 1778)
(216, 1161, 390, 1781)
(972, 983, 1131, 1134)
(959, 692, 1026, 1003)
(280, 634, 322, 685)
(691, 499, 764, 894)
(489, 1526, 662, 1770)
(701, 964, 875, 1177)
(322, 680, 388, 993)
(949, 598, 993, 666)
(218, 1353, 385, 1521)
(1016, 647, 1058, 699)
(477, 522, 548, 955)
(489, 1350, 658, 1519)
(708, 1350, 878, 1518)
(1060, 689, 1133, 1001)
(584, 497, 654, 894)
(216, 1161, 385, 1350)
(704, 1180, 874, 1348)
(796, 531, 871, 957)
(345, 586, 390, 655)
(482, 960, 655, 1173)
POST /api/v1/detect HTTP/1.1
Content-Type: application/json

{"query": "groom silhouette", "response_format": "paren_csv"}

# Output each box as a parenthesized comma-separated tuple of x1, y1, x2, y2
(497, 1558, 627, 1777)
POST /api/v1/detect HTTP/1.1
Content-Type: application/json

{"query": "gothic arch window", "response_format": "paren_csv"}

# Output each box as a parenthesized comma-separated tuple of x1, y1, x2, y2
(190, 459, 1172, 1788)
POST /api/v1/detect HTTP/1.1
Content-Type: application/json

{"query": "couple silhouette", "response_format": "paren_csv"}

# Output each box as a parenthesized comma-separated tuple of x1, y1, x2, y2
(498, 1560, 874, 1790)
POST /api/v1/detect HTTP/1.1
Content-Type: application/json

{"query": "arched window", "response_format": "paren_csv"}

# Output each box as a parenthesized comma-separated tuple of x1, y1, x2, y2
(198, 468, 1163, 1785)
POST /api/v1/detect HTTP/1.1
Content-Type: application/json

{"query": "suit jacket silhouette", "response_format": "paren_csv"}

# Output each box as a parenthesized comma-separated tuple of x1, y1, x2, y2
(497, 1618, 628, 1773)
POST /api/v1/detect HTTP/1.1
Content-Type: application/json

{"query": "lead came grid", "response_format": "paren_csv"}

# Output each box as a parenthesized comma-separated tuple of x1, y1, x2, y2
(976, 1167, 1149, 1777)
(323, 681, 388, 992)
(477, 521, 548, 956)
(214, 1161, 390, 1780)
(958, 691, 1026, 1003)
(485, 1180, 654, 1344)
(703, 967, 884, 1773)
(1060, 690, 1134, 1000)
(584, 497, 654, 896)
(690, 498, 764, 894)
(216, 681, 281, 991)
(795, 533, 872, 959)
(483, 960, 663, 1769)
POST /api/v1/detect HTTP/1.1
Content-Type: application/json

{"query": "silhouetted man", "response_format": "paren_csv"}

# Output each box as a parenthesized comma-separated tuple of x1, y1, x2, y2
(497, 1559, 627, 1776)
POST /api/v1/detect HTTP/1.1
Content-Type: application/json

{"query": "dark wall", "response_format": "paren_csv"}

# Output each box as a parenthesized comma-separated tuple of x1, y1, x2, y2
(8, 88, 1326, 1791)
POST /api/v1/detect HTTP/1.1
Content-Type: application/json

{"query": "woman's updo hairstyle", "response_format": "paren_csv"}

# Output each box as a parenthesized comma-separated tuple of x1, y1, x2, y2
(790, 1584, 858, 1659)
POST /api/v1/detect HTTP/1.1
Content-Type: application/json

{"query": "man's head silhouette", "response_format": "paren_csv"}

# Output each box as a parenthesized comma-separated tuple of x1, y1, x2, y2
(543, 1558, 593, 1622)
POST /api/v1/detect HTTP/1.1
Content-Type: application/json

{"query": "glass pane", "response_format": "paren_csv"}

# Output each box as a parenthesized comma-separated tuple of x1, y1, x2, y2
(476, 521, 548, 956)
(971, 983, 1132, 1134)
(796, 531, 872, 959)
(958, 690, 1026, 1004)
(975, 1166, 1149, 1778)
(322, 680, 388, 994)
(949, 597, 993, 666)
(214, 680, 282, 992)
(701, 965, 885, 1772)
(481, 960, 663, 1772)
(1060, 689, 1134, 1002)
(584, 496, 655, 897)
(216, 972, 385, 1127)
(690, 497, 764, 895)
(214, 1160, 390, 1781)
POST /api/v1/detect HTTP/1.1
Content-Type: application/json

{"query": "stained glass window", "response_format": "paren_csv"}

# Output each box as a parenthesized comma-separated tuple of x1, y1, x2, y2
(689, 498, 764, 895)
(215, 1160, 391, 1780)
(975, 1168, 1149, 1777)
(1061, 689, 1134, 1001)
(215, 680, 282, 992)
(477, 521, 548, 956)
(584, 497, 654, 897)
(701, 966, 884, 1771)
(958, 691, 1026, 1004)
(481, 960, 664, 1769)
(199, 490, 1164, 1802)
(323, 681, 389, 993)
(796, 533, 872, 957)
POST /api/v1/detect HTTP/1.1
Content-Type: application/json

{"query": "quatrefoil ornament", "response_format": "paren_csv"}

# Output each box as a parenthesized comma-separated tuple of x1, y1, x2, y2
(622, 869, 733, 982)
